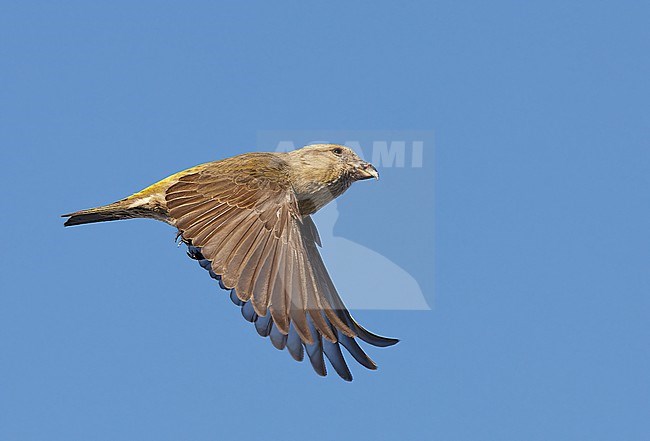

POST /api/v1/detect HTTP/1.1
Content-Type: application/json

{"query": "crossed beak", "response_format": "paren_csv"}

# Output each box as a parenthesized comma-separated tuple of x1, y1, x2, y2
(355, 161, 380, 180)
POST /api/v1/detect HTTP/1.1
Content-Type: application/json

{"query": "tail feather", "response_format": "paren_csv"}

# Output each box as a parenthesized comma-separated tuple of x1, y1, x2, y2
(62, 201, 144, 227)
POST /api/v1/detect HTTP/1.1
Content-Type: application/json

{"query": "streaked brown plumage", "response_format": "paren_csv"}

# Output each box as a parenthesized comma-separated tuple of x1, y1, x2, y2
(62, 144, 397, 381)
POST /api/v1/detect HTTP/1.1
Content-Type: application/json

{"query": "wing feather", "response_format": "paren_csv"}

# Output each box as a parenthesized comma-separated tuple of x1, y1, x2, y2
(303, 317, 326, 377)
(251, 232, 279, 317)
(236, 228, 273, 302)
(287, 246, 313, 344)
(323, 331, 353, 381)
(286, 324, 305, 362)
(166, 155, 397, 380)
(268, 238, 288, 333)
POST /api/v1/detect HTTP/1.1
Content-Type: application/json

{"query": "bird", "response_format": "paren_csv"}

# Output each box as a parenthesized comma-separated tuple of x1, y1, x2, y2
(62, 143, 399, 381)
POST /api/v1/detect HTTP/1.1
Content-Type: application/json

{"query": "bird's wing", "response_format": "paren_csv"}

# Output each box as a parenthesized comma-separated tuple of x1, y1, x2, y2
(165, 159, 397, 380)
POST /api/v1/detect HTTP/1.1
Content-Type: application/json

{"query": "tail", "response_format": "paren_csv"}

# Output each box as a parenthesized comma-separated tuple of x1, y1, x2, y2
(62, 200, 148, 227)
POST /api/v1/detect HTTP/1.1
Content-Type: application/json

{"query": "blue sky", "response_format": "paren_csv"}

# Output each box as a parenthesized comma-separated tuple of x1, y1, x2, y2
(1, 1, 649, 440)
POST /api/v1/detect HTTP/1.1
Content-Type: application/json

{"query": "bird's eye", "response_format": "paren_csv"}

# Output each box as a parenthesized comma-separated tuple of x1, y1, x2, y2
(332, 147, 343, 156)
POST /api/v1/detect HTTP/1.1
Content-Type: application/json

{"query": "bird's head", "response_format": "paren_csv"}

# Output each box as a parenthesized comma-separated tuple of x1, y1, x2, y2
(285, 144, 379, 214)
(287, 144, 379, 183)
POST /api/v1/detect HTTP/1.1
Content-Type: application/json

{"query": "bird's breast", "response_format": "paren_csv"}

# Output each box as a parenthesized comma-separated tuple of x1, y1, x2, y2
(295, 179, 352, 215)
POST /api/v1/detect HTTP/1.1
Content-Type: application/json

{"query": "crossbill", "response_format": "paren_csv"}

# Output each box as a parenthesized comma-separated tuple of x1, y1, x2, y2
(63, 144, 397, 381)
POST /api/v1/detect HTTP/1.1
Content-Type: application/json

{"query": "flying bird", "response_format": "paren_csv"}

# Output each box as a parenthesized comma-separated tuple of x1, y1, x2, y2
(62, 144, 398, 381)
